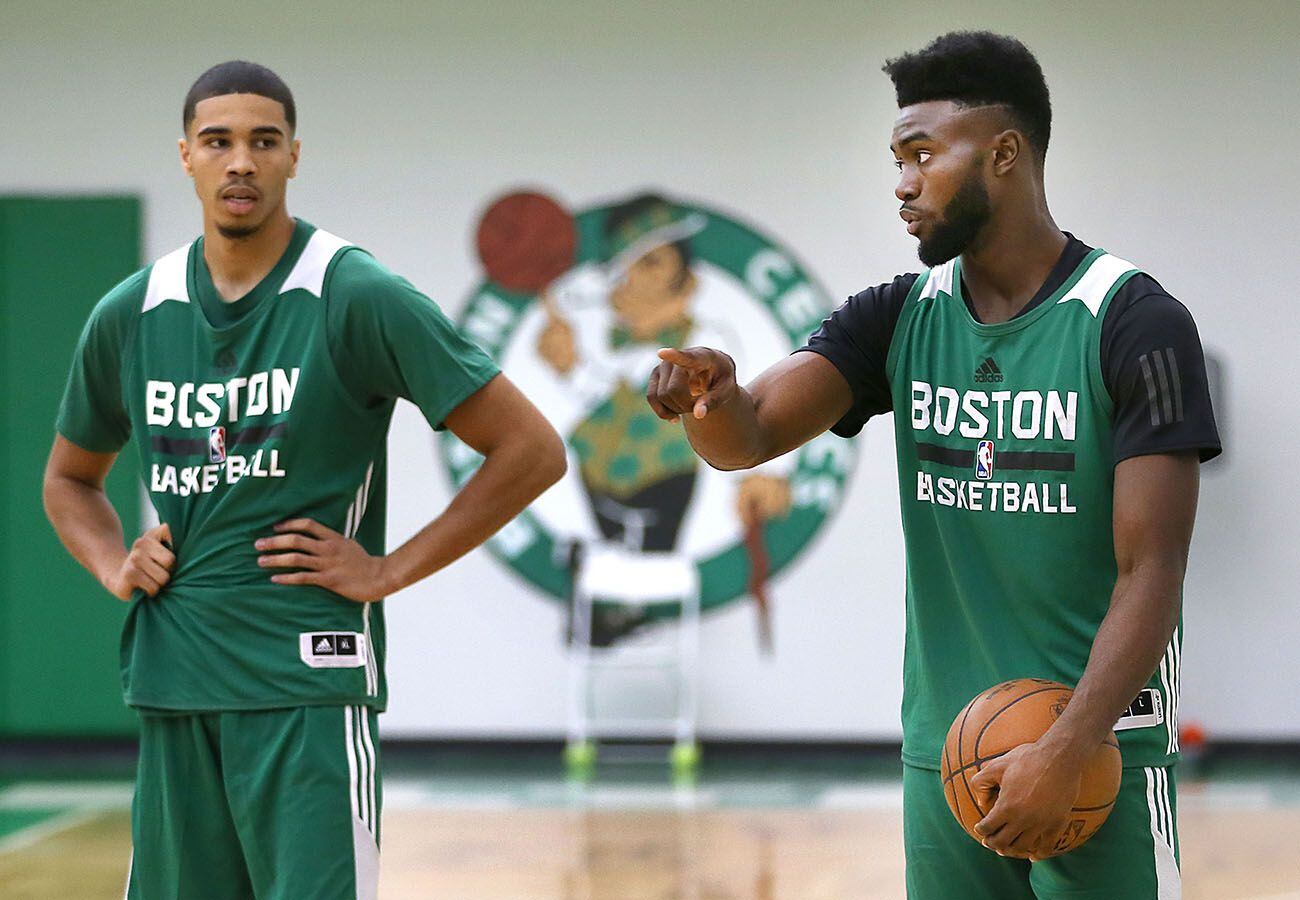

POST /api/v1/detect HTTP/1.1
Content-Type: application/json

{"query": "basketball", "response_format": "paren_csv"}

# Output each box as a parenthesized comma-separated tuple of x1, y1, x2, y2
(475, 190, 578, 294)
(940, 678, 1123, 858)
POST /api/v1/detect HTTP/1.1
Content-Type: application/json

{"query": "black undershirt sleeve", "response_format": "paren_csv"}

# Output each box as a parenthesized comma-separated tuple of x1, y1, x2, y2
(798, 273, 919, 437)
(1100, 274, 1222, 464)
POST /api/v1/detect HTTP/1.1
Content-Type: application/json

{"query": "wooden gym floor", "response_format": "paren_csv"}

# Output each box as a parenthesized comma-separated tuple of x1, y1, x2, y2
(2, 748, 1298, 899)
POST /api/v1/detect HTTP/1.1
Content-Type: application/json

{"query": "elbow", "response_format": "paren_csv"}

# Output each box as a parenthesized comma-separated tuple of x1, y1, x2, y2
(704, 456, 758, 473)
(535, 424, 568, 491)
(41, 468, 63, 523)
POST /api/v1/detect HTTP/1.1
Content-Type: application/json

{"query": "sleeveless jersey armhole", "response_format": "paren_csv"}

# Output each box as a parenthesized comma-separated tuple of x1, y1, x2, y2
(1090, 267, 1144, 417)
(884, 269, 932, 384)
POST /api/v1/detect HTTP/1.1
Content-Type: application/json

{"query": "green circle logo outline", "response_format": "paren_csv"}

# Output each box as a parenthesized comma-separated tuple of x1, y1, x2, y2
(439, 198, 857, 611)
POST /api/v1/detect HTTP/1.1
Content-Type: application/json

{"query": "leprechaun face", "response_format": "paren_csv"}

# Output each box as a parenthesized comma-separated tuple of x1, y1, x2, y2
(610, 243, 696, 340)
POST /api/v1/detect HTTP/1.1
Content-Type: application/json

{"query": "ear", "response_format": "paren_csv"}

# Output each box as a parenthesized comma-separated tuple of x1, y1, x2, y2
(289, 138, 301, 179)
(178, 137, 193, 177)
(990, 129, 1025, 177)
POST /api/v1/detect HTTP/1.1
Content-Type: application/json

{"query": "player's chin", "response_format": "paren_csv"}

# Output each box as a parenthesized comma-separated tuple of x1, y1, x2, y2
(214, 212, 266, 240)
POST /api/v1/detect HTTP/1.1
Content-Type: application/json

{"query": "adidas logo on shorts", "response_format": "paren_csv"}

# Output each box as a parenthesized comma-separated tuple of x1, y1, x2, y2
(299, 632, 367, 669)
(974, 357, 1004, 383)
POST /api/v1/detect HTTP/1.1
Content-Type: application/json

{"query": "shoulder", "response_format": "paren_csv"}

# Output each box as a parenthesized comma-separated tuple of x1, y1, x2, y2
(848, 272, 923, 310)
(831, 272, 923, 336)
(327, 244, 410, 296)
(1101, 271, 1201, 340)
(87, 264, 153, 334)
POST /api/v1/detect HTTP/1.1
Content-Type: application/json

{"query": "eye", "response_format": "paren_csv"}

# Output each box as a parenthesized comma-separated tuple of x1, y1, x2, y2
(917, 150, 933, 165)
(207, 138, 228, 149)
(893, 159, 904, 172)
(256, 138, 278, 150)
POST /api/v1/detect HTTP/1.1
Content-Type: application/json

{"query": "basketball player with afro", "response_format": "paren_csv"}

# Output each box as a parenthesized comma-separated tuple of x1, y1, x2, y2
(648, 32, 1218, 899)
(44, 61, 565, 898)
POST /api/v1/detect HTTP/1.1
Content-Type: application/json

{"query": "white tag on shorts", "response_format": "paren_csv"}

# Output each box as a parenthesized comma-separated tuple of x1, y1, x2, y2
(1114, 687, 1165, 731)
(299, 632, 368, 669)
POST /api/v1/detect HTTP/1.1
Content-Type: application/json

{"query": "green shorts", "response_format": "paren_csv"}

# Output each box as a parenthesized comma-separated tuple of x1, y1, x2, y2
(904, 763, 1180, 899)
(126, 705, 381, 900)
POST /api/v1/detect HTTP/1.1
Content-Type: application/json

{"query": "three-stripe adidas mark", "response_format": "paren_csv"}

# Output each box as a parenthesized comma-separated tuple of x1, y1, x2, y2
(974, 357, 1004, 383)
(1138, 348, 1185, 427)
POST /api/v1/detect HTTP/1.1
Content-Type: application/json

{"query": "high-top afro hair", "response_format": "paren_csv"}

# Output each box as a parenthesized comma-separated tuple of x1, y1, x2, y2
(883, 32, 1051, 160)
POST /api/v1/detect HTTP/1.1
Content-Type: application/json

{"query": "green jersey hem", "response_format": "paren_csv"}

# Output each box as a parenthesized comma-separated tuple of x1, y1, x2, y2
(127, 693, 386, 715)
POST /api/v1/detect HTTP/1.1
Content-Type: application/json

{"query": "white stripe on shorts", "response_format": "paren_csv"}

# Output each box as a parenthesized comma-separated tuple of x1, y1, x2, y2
(345, 706, 380, 900)
(1144, 767, 1182, 899)
(344, 706, 360, 823)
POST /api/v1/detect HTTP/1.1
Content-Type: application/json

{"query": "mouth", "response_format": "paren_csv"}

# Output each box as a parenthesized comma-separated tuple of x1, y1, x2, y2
(900, 208, 925, 236)
(220, 186, 260, 215)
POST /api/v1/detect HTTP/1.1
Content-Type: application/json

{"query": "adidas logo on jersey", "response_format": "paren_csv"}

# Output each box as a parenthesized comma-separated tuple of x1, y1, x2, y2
(974, 357, 1004, 383)
(314, 636, 335, 654)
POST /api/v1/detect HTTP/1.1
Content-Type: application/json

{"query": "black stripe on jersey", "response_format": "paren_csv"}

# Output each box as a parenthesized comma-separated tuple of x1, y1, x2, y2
(1138, 348, 1185, 427)
(150, 422, 290, 456)
(917, 443, 972, 467)
(916, 442, 1075, 472)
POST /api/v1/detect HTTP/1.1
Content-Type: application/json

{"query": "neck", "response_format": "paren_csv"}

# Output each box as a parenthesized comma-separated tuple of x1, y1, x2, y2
(202, 208, 296, 303)
(958, 194, 1065, 325)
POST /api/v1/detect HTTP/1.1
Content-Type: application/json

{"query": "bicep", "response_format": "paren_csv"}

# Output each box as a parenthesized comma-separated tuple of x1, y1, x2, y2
(747, 351, 854, 462)
(442, 374, 561, 457)
(45, 434, 118, 490)
(1112, 452, 1200, 576)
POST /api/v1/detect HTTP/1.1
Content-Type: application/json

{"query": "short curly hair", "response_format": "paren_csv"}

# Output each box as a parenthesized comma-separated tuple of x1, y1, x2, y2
(883, 32, 1051, 160)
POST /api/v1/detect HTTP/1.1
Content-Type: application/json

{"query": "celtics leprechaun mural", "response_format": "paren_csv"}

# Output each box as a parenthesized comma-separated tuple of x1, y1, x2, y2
(440, 190, 855, 649)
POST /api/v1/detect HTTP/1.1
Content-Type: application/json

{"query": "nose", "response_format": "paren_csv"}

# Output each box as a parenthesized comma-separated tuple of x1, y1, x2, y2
(895, 167, 920, 204)
(226, 142, 255, 177)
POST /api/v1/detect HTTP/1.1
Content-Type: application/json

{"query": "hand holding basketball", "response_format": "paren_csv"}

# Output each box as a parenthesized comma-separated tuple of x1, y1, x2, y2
(647, 347, 737, 422)
(536, 294, 578, 375)
(969, 740, 1086, 859)
(940, 679, 1122, 860)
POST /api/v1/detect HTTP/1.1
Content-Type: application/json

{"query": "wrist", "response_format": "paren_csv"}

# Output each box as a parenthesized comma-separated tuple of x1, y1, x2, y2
(375, 554, 404, 597)
(1038, 720, 1107, 767)
(96, 552, 128, 597)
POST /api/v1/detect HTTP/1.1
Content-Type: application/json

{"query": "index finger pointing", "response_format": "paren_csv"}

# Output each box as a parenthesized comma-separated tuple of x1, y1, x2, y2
(656, 347, 708, 369)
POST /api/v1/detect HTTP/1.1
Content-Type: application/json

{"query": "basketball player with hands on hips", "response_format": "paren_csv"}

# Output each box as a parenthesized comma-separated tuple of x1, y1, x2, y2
(43, 61, 565, 900)
(648, 33, 1219, 900)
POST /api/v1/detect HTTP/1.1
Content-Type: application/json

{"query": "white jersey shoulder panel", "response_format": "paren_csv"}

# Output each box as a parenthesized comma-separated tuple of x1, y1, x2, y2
(1056, 253, 1140, 318)
(141, 242, 194, 313)
(918, 260, 956, 301)
(280, 229, 355, 298)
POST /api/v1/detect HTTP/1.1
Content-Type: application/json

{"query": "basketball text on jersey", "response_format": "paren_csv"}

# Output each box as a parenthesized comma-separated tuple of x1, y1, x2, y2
(145, 367, 299, 496)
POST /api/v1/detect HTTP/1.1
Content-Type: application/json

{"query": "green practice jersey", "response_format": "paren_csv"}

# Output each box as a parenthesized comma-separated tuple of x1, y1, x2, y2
(885, 250, 1178, 770)
(57, 220, 498, 712)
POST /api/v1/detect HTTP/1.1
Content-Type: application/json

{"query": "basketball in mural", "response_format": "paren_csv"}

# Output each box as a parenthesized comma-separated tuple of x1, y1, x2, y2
(441, 189, 856, 646)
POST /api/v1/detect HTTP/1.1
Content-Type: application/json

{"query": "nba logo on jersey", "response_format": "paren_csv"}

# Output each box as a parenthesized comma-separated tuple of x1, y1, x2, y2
(975, 440, 995, 480)
(209, 426, 227, 463)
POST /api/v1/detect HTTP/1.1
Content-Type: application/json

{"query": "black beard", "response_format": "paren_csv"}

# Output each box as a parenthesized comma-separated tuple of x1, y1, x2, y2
(216, 221, 261, 240)
(917, 169, 991, 267)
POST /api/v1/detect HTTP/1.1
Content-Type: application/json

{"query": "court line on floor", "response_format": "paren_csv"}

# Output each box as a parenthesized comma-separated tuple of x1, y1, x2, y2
(0, 782, 133, 810)
(0, 808, 104, 855)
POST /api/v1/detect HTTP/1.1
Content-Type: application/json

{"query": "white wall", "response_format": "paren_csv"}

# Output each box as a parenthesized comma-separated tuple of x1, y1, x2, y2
(3, 0, 1296, 739)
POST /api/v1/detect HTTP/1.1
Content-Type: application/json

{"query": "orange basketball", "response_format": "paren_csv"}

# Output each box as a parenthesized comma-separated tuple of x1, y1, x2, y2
(939, 678, 1123, 858)
(475, 190, 577, 294)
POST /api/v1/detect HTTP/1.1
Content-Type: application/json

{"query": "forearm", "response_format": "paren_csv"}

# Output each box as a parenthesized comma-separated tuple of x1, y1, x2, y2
(1042, 565, 1183, 760)
(43, 475, 129, 591)
(379, 435, 563, 593)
